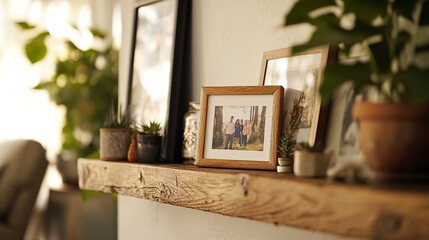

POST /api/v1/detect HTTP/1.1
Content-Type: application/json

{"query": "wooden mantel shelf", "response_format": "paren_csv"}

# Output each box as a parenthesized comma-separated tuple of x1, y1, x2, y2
(78, 159, 429, 239)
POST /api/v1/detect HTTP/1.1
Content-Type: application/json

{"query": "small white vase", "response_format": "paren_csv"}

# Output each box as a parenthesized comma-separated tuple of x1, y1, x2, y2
(294, 151, 333, 177)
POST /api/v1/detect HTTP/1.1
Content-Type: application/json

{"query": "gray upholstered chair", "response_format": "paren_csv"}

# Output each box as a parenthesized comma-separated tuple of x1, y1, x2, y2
(0, 139, 48, 240)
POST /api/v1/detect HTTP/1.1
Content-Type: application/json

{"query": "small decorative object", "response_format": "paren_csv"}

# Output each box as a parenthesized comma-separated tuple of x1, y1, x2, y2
(294, 142, 332, 178)
(135, 121, 163, 163)
(127, 134, 138, 162)
(182, 102, 200, 164)
(195, 86, 283, 170)
(100, 105, 133, 161)
(277, 134, 295, 173)
(284, 0, 429, 181)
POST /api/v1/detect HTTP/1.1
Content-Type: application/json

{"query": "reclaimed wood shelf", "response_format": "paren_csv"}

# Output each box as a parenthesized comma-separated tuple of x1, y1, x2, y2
(78, 158, 429, 239)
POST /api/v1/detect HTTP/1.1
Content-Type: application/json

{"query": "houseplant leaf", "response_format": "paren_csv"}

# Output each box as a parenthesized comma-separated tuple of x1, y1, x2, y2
(396, 67, 429, 104)
(320, 62, 372, 104)
(368, 40, 391, 74)
(392, 0, 416, 21)
(25, 31, 49, 63)
(16, 21, 36, 30)
(420, 1, 429, 25)
(343, 0, 388, 23)
(395, 31, 412, 57)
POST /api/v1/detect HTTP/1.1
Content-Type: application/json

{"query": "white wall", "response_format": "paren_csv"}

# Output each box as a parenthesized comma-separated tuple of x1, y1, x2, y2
(118, 0, 360, 239)
(119, 195, 359, 240)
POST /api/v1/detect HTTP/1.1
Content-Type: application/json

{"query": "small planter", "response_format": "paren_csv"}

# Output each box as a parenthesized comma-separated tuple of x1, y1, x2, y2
(294, 151, 332, 177)
(277, 157, 293, 173)
(353, 102, 429, 181)
(100, 128, 133, 161)
(278, 157, 293, 166)
(137, 135, 162, 163)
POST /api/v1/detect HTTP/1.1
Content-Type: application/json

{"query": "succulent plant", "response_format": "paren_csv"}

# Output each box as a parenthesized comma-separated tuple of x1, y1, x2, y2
(136, 121, 162, 136)
(278, 133, 296, 158)
(103, 103, 133, 128)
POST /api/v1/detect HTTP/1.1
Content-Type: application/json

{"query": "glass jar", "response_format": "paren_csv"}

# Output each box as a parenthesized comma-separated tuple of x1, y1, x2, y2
(182, 102, 200, 163)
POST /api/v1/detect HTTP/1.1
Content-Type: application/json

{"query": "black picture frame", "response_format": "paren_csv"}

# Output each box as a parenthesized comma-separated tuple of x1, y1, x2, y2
(127, 0, 191, 163)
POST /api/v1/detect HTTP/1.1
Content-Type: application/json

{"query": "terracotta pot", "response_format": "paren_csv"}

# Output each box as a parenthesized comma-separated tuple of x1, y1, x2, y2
(137, 135, 162, 163)
(294, 151, 332, 177)
(100, 128, 133, 161)
(353, 102, 429, 180)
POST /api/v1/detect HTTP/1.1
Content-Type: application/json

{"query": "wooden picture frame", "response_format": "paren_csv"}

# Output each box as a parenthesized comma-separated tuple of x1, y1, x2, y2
(259, 46, 332, 146)
(195, 86, 283, 170)
(127, 0, 190, 162)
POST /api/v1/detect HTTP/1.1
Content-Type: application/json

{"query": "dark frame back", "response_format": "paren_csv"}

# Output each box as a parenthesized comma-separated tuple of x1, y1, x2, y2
(127, 0, 191, 163)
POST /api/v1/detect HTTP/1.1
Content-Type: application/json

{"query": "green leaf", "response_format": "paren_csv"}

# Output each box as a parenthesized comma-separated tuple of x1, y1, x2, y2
(319, 62, 372, 104)
(25, 31, 49, 64)
(392, 0, 416, 21)
(90, 27, 106, 39)
(343, 0, 388, 23)
(415, 43, 429, 53)
(395, 31, 411, 56)
(284, 0, 336, 26)
(25, 39, 47, 63)
(16, 21, 36, 30)
(396, 67, 429, 104)
(34, 81, 54, 90)
(420, 1, 429, 25)
(291, 16, 382, 54)
(369, 40, 391, 73)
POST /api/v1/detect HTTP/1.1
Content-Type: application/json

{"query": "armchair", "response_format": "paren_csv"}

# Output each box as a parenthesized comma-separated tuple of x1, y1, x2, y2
(0, 140, 48, 240)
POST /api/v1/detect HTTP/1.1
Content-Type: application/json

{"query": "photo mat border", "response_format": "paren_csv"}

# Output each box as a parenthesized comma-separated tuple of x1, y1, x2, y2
(196, 86, 283, 170)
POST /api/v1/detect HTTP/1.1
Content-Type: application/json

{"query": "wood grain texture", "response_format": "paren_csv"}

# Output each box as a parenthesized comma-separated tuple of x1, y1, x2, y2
(79, 159, 429, 239)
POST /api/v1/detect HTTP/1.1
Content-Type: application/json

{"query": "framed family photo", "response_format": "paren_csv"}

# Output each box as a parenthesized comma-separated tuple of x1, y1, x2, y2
(259, 46, 333, 146)
(195, 86, 283, 170)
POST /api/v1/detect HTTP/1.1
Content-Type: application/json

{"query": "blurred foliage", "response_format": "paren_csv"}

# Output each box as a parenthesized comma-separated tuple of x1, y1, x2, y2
(284, 0, 429, 104)
(17, 22, 119, 157)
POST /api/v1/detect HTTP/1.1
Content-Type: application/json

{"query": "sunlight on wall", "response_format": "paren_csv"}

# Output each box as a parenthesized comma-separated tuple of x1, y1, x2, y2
(28, 0, 42, 25)
(0, 0, 64, 161)
(112, 2, 122, 49)
(0, 4, 5, 48)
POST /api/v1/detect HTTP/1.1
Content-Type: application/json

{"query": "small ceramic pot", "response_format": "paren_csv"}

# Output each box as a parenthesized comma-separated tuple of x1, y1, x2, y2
(294, 151, 333, 177)
(100, 128, 133, 161)
(137, 135, 162, 163)
(277, 157, 293, 166)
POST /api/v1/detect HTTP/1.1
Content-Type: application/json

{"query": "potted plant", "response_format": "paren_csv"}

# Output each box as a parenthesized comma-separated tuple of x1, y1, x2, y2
(135, 121, 163, 163)
(284, 1, 429, 180)
(277, 133, 295, 173)
(294, 142, 333, 178)
(100, 105, 133, 161)
(17, 22, 119, 158)
(277, 94, 304, 172)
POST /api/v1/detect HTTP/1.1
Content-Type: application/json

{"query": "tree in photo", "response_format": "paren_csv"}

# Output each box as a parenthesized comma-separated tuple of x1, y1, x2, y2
(212, 106, 224, 148)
